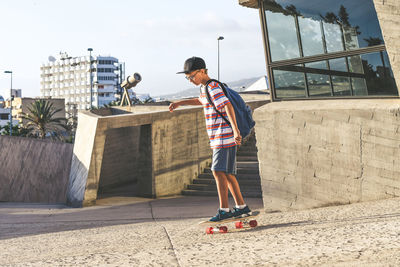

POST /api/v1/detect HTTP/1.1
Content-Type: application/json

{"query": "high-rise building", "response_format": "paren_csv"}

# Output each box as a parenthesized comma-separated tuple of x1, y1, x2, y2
(40, 52, 121, 117)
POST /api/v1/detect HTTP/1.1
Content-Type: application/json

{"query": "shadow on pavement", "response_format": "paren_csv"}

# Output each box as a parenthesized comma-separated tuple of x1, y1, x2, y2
(0, 196, 264, 240)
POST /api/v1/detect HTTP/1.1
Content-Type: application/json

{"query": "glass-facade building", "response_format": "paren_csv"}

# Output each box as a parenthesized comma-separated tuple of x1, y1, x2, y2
(258, 0, 398, 100)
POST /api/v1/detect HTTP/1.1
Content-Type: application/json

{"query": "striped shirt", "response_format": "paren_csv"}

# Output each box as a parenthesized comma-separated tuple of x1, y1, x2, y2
(199, 81, 235, 149)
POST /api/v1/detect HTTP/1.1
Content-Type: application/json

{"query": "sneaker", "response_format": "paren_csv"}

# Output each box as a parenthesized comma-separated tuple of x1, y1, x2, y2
(209, 209, 234, 222)
(232, 205, 252, 218)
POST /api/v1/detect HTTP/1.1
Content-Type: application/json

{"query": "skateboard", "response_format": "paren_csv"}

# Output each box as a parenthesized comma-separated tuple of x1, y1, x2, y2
(199, 211, 260, 234)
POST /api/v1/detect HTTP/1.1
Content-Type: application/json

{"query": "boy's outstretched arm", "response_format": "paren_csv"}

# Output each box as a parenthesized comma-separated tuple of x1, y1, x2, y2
(169, 98, 202, 112)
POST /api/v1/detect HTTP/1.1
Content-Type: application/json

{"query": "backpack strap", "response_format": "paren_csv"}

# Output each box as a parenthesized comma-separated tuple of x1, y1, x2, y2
(204, 79, 231, 127)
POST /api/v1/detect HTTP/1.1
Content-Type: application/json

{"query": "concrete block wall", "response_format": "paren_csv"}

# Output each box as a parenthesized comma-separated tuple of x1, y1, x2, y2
(97, 126, 142, 193)
(67, 100, 268, 207)
(0, 136, 73, 203)
(373, 0, 400, 94)
(254, 99, 400, 212)
(152, 110, 210, 196)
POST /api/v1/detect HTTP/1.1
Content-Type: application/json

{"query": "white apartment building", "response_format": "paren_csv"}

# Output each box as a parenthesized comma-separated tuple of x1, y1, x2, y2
(0, 96, 9, 128)
(40, 52, 120, 116)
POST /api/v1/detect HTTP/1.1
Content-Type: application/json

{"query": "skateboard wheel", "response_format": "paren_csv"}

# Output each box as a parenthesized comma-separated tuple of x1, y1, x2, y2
(219, 226, 228, 233)
(235, 221, 243, 229)
(249, 220, 257, 228)
(206, 227, 214, 234)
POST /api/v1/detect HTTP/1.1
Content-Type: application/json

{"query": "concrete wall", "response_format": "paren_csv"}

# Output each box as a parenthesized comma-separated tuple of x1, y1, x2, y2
(67, 100, 268, 207)
(373, 0, 400, 95)
(0, 136, 73, 203)
(112, 105, 169, 114)
(151, 110, 211, 197)
(254, 99, 400, 212)
(97, 126, 141, 192)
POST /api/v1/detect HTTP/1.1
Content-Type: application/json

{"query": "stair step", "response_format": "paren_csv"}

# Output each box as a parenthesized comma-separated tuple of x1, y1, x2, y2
(182, 132, 262, 198)
(237, 162, 259, 168)
(203, 167, 259, 174)
(239, 141, 256, 147)
(187, 184, 261, 192)
(197, 173, 260, 180)
(202, 162, 259, 170)
(236, 151, 258, 157)
(238, 146, 256, 152)
(193, 178, 261, 187)
(237, 156, 258, 162)
(182, 189, 262, 198)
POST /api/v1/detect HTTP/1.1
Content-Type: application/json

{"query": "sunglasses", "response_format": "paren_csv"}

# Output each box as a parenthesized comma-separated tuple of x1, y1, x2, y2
(185, 70, 200, 81)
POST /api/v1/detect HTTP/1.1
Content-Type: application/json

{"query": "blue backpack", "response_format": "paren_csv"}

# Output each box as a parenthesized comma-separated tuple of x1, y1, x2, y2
(205, 79, 255, 139)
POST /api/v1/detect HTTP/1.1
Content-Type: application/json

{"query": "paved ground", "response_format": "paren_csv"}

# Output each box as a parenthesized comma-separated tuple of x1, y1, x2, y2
(0, 195, 400, 266)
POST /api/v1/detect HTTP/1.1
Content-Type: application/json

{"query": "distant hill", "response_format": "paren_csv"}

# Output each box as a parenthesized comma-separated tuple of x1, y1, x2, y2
(157, 76, 261, 100)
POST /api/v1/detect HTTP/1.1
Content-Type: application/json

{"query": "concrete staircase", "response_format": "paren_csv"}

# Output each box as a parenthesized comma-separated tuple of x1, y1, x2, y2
(182, 132, 262, 198)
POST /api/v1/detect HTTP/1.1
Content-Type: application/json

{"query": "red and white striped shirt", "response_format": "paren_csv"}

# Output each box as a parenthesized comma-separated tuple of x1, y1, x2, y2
(199, 81, 235, 149)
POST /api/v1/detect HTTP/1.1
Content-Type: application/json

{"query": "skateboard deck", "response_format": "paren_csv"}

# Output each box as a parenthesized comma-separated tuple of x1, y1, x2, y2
(199, 211, 260, 234)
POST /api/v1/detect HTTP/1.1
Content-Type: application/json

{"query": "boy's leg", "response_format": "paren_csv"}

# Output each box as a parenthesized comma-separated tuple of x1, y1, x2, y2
(226, 174, 245, 206)
(212, 171, 229, 208)
(224, 145, 245, 206)
(212, 171, 246, 207)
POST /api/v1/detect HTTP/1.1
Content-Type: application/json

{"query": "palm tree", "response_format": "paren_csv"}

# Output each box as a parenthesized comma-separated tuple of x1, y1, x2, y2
(364, 37, 386, 77)
(143, 96, 155, 104)
(102, 100, 121, 108)
(21, 100, 67, 139)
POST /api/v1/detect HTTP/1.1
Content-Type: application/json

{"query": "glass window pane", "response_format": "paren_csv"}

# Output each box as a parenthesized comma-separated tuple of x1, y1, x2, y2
(305, 61, 328, 70)
(332, 76, 351, 96)
(265, 11, 300, 61)
(361, 51, 398, 95)
(307, 74, 331, 97)
(382, 51, 395, 79)
(323, 22, 344, 53)
(263, 1, 398, 99)
(351, 78, 368, 96)
(263, 0, 384, 51)
(329, 58, 347, 72)
(343, 26, 360, 50)
(298, 17, 324, 57)
(348, 55, 364, 73)
(273, 70, 306, 98)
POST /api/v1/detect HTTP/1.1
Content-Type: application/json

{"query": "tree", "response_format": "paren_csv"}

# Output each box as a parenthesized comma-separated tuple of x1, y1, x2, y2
(0, 123, 29, 137)
(364, 37, 386, 77)
(102, 100, 121, 108)
(364, 37, 384, 46)
(285, 4, 301, 16)
(321, 12, 339, 24)
(143, 96, 155, 104)
(21, 100, 67, 139)
(338, 5, 350, 27)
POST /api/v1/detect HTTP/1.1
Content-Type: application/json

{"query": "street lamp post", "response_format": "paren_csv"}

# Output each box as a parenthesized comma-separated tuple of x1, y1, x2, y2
(88, 48, 93, 109)
(4, 70, 13, 136)
(217, 36, 224, 80)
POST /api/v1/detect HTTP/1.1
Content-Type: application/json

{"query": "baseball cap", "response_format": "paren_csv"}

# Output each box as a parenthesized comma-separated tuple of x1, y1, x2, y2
(177, 57, 206, 74)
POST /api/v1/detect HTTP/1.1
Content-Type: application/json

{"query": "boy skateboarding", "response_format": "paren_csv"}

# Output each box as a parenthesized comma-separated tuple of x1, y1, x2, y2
(169, 56, 252, 222)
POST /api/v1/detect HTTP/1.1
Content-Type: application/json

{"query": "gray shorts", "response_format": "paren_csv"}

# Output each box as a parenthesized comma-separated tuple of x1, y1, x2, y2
(211, 146, 237, 175)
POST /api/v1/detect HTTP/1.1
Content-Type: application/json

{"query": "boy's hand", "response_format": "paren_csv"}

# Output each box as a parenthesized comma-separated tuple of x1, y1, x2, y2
(169, 102, 179, 112)
(234, 129, 242, 145)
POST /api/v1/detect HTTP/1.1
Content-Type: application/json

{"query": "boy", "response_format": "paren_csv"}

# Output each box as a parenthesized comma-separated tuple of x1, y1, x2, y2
(169, 56, 251, 222)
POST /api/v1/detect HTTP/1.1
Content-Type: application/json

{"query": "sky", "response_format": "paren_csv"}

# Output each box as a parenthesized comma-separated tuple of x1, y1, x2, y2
(0, 0, 266, 98)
